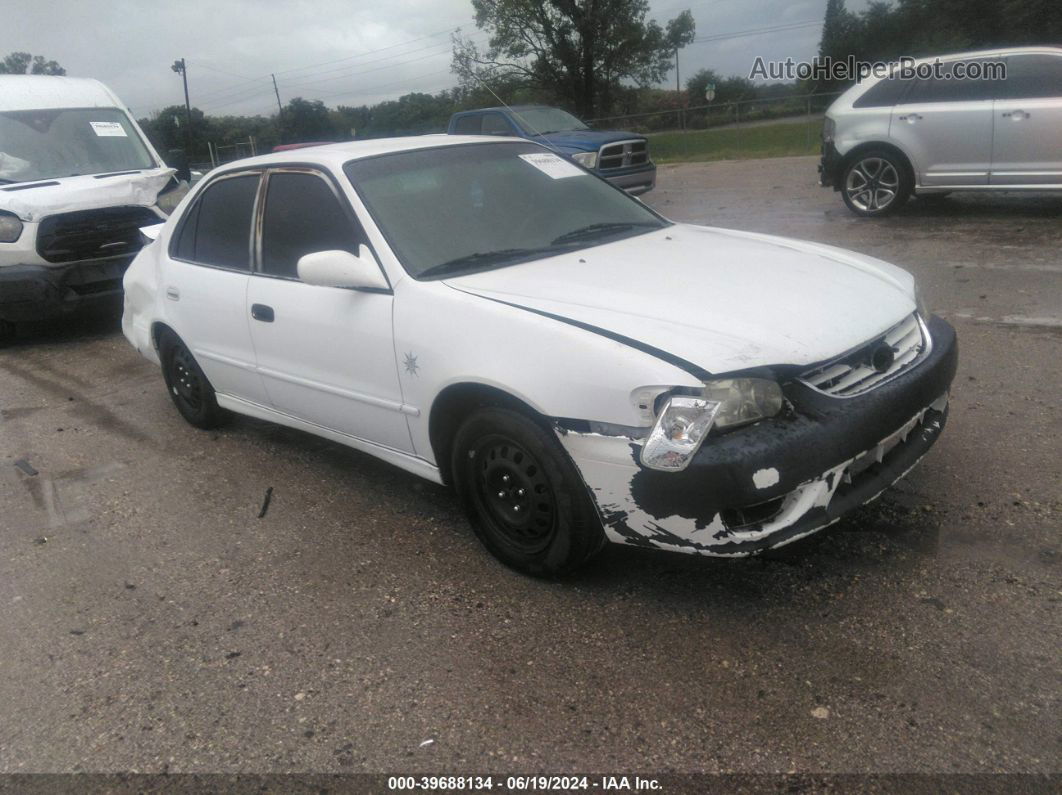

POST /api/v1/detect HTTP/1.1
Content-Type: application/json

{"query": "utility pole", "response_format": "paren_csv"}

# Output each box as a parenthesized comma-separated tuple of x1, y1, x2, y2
(171, 58, 192, 158)
(272, 73, 284, 143)
(675, 49, 685, 131)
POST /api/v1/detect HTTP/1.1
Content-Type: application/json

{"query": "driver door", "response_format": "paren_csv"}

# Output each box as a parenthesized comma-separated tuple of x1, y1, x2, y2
(245, 167, 412, 453)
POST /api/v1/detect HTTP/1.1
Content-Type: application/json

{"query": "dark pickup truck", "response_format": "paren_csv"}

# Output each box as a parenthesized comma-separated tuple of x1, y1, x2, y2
(447, 105, 655, 195)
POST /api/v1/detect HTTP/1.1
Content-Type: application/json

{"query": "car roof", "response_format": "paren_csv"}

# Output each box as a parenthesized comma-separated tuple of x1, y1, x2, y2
(912, 44, 1062, 62)
(454, 105, 552, 114)
(0, 75, 125, 112)
(215, 135, 534, 172)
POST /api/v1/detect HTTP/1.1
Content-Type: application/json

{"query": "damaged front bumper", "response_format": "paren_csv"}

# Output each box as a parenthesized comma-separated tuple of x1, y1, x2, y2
(557, 314, 958, 557)
(0, 257, 132, 323)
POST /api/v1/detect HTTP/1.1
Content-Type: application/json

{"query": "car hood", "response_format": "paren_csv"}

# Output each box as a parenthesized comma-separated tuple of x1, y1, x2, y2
(445, 224, 917, 374)
(0, 167, 175, 222)
(532, 129, 645, 152)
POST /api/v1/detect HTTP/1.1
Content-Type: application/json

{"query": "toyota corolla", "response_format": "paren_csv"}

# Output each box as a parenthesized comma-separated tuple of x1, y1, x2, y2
(123, 136, 957, 576)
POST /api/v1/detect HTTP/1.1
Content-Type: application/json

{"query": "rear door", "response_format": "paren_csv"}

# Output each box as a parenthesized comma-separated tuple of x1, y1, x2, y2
(165, 170, 270, 404)
(889, 59, 998, 186)
(991, 53, 1062, 185)
(245, 167, 412, 452)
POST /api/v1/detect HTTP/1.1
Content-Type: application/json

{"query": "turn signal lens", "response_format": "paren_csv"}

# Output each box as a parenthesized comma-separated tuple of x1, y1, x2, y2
(641, 396, 720, 472)
(0, 212, 23, 243)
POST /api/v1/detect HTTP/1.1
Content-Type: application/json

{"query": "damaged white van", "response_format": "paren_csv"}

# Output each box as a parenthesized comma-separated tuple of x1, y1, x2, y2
(0, 76, 181, 338)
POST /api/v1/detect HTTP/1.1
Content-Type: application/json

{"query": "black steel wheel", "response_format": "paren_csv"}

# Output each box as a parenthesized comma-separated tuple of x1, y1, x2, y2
(159, 331, 227, 429)
(452, 407, 604, 576)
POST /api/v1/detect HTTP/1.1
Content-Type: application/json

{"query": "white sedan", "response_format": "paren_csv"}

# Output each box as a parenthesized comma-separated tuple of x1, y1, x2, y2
(123, 136, 958, 576)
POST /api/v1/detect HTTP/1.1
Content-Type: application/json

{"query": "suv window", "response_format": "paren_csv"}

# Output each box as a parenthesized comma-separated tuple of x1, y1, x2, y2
(480, 113, 512, 135)
(1000, 54, 1062, 99)
(174, 173, 258, 270)
(853, 77, 909, 108)
(903, 60, 1001, 103)
(260, 171, 361, 279)
(452, 114, 481, 134)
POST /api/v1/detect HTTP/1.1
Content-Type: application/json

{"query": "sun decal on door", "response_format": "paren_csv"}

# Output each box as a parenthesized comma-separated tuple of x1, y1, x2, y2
(403, 352, 419, 377)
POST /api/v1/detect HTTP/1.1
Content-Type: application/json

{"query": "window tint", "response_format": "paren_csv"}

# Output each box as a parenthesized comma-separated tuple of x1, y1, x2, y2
(480, 113, 512, 135)
(452, 115, 481, 134)
(1000, 54, 1062, 99)
(260, 171, 360, 279)
(853, 77, 909, 108)
(175, 173, 258, 269)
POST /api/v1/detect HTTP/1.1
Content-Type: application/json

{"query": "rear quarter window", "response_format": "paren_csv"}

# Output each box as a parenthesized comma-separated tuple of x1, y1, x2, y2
(853, 77, 909, 108)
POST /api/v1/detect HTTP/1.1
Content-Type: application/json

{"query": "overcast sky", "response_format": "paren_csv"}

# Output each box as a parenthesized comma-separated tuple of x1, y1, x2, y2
(4, 0, 872, 119)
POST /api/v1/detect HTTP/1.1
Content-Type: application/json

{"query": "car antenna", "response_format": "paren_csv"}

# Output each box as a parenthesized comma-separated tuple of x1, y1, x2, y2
(465, 71, 565, 157)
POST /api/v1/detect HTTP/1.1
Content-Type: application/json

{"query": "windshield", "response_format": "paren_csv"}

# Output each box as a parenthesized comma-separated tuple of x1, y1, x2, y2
(344, 142, 668, 279)
(509, 107, 589, 135)
(0, 107, 156, 184)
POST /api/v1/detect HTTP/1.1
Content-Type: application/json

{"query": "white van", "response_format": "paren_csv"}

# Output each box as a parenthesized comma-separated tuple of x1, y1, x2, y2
(0, 76, 182, 337)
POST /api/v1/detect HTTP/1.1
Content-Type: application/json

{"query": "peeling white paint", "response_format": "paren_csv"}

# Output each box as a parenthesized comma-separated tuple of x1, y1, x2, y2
(752, 468, 780, 489)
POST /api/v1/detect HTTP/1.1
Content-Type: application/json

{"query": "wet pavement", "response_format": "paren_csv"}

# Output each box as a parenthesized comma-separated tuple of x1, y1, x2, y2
(0, 156, 1058, 776)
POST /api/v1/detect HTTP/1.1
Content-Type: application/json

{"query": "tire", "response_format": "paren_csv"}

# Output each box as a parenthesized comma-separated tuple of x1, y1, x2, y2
(841, 149, 911, 217)
(0, 319, 15, 345)
(451, 407, 604, 577)
(158, 331, 228, 429)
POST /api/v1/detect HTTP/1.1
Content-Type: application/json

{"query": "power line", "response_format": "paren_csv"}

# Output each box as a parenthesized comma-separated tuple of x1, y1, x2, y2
(692, 19, 821, 44)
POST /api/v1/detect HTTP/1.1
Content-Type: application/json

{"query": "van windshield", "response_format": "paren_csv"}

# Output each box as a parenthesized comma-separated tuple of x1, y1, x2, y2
(0, 107, 156, 184)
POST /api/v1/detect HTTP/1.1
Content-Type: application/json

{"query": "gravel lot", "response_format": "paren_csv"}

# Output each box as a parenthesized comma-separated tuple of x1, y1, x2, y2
(0, 156, 1059, 779)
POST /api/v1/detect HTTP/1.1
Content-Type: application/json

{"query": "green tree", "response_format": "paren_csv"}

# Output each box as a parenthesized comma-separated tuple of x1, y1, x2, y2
(0, 51, 66, 75)
(452, 1, 696, 118)
(279, 97, 334, 143)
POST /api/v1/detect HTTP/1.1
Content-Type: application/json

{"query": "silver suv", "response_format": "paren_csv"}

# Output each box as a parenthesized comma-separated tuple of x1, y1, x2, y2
(820, 47, 1062, 216)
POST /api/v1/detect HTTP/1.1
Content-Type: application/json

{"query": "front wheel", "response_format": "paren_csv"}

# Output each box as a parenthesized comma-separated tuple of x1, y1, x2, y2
(158, 331, 228, 429)
(451, 407, 604, 577)
(841, 150, 911, 217)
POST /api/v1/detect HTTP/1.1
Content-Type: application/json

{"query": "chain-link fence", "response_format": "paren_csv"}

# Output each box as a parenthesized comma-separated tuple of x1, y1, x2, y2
(584, 91, 843, 161)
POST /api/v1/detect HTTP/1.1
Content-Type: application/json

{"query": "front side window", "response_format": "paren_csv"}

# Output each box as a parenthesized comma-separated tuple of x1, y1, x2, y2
(344, 142, 668, 280)
(903, 60, 1001, 103)
(1000, 54, 1062, 100)
(0, 107, 155, 184)
(259, 171, 362, 279)
(173, 173, 259, 270)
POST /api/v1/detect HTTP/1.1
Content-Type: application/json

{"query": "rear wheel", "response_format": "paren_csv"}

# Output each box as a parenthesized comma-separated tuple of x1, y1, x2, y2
(158, 331, 227, 429)
(451, 407, 604, 577)
(842, 150, 911, 217)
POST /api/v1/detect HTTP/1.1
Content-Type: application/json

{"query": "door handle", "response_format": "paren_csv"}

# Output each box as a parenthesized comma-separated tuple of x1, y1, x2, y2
(165, 286, 179, 301)
(251, 303, 274, 323)
(898, 113, 922, 122)
(1002, 109, 1030, 120)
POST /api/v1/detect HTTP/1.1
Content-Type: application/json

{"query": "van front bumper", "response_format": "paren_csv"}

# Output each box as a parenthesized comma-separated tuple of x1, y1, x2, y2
(0, 257, 131, 323)
(819, 141, 843, 190)
(557, 314, 958, 557)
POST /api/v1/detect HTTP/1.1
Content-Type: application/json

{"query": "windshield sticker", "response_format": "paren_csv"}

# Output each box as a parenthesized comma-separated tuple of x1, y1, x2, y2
(89, 121, 127, 137)
(519, 152, 586, 179)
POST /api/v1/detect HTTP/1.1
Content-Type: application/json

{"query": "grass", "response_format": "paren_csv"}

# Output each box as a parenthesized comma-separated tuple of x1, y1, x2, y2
(648, 118, 824, 164)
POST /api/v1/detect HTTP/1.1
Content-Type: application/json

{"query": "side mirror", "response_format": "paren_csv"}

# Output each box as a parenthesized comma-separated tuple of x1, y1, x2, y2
(296, 246, 389, 291)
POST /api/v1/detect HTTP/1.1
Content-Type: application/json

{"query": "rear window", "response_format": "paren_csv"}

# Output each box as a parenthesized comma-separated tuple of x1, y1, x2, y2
(999, 54, 1062, 99)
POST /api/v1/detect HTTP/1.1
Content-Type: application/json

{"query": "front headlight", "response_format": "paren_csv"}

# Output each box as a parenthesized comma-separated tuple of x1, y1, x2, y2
(571, 151, 597, 169)
(640, 378, 784, 471)
(0, 211, 23, 243)
(822, 116, 836, 143)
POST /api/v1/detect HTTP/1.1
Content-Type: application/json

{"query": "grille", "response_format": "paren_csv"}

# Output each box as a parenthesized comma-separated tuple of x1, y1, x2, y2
(799, 314, 928, 397)
(598, 139, 649, 171)
(36, 206, 161, 264)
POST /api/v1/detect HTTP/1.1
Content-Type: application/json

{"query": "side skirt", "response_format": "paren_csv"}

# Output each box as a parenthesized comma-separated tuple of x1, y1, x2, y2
(216, 393, 444, 486)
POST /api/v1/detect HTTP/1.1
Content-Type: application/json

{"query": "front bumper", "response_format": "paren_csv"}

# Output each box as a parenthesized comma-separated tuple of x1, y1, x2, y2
(558, 314, 958, 557)
(0, 256, 132, 323)
(600, 163, 657, 195)
(819, 140, 843, 190)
